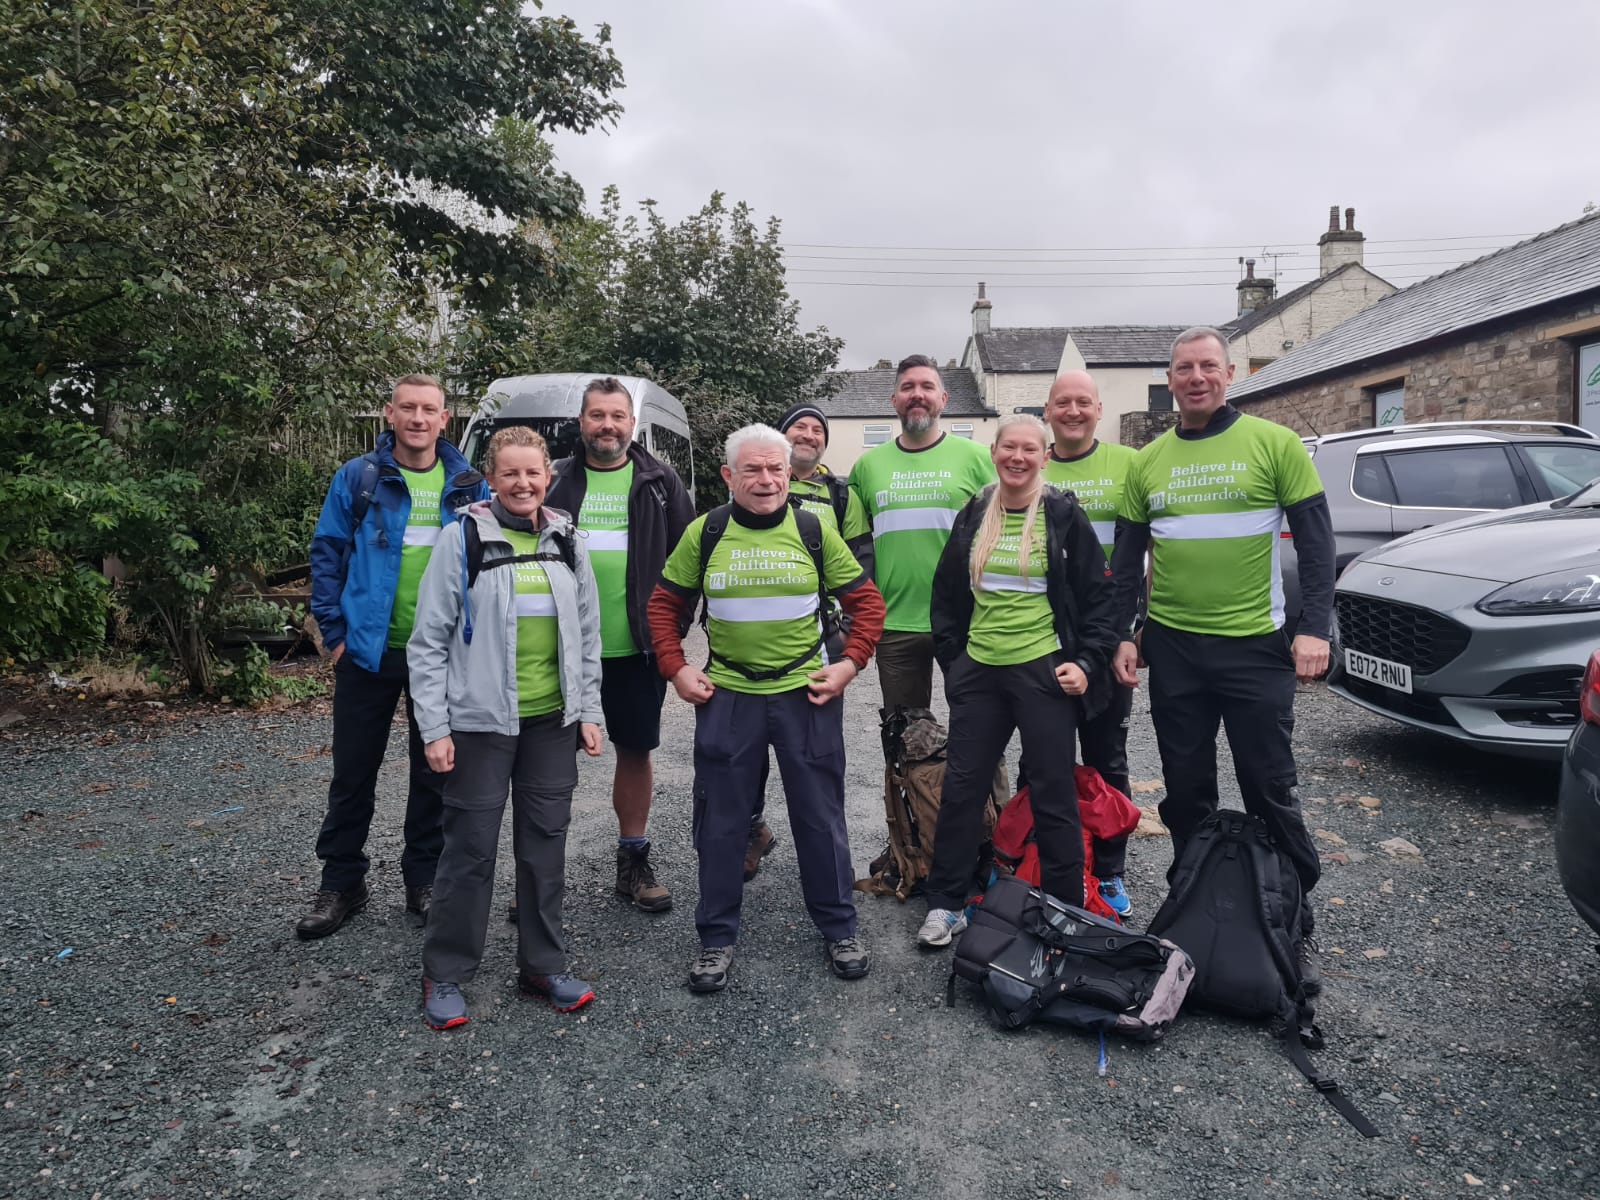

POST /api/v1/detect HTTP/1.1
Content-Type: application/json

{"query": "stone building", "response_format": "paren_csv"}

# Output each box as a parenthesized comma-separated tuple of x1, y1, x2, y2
(1227, 211, 1600, 437)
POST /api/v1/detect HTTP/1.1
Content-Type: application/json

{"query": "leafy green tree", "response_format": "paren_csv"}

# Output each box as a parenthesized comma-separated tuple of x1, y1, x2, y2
(0, 0, 622, 685)
(531, 189, 843, 505)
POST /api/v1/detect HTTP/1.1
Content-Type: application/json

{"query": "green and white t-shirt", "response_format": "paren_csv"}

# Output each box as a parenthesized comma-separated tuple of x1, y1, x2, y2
(1044, 440, 1138, 563)
(968, 510, 1060, 667)
(576, 461, 635, 657)
(849, 433, 995, 633)
(790, 468, 870, 543)
(501, 528, 563, 718)
(661, 508, 864, 695)
(1122, 414, 1323, 637)
(388, 459, 445, 647)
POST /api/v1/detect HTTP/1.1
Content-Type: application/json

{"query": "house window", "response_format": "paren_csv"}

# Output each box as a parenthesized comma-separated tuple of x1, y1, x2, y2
(1147, 385, 1173, 412)
(1248, 357, 1273, 374)
(862, 424, 892, 447)
(951, 422, 974, 438)
(1371, 383, 1406, 428)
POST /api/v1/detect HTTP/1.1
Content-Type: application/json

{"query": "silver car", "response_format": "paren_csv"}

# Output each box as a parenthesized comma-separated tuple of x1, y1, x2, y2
(1329, 479, 1600, 761)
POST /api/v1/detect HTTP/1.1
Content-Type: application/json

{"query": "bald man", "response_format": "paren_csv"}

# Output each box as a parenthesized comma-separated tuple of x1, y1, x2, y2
(1037, 370, 1140, 915)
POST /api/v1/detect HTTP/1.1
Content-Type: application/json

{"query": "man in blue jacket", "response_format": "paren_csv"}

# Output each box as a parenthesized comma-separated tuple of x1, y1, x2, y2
(298, 374, 489, 939)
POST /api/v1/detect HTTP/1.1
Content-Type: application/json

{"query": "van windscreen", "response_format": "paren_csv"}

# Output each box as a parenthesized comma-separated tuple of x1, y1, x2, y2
(463, 417, 581, 471)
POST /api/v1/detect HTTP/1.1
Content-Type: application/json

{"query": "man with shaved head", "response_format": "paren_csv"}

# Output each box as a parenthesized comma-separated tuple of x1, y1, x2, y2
(1039, 369, 1140, 915)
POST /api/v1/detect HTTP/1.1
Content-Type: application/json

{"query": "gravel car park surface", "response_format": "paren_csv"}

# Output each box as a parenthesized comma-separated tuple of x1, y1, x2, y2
(4, 640, 1598, 1199)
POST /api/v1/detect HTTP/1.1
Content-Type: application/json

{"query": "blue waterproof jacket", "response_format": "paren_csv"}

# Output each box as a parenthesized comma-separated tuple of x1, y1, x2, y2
(309, 432, 488, 673)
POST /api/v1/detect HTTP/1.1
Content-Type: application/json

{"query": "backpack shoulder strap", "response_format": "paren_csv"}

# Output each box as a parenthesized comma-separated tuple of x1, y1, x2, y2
(465, 522, 576, 589)
(349, 452, 381, 531)
(697, 504, 734, 589)
(825, 473, 850, 530)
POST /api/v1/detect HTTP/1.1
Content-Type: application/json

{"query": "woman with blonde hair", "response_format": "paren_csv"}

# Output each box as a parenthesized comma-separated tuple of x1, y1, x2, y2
(918, 414, 1118, 947)
(407, 425, 603, 1028)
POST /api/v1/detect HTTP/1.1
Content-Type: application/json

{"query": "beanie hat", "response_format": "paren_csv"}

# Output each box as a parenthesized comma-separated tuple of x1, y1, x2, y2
(776, 403, 830, 445)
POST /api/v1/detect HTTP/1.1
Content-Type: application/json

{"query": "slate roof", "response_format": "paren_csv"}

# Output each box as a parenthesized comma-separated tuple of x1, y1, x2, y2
(815, 367, 992, 418)
(1221, 262, 1383, 340)
(1230, 212, 1600, 401)
(1070, 325, 1189, 365)
(969, 327, 1069, 372)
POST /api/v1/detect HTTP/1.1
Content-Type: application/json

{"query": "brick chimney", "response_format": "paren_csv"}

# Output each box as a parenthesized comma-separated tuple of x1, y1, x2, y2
(1236, 258, 1276, 315)
(971, 281, 992, 335)
(1318, 204, 1365, 275)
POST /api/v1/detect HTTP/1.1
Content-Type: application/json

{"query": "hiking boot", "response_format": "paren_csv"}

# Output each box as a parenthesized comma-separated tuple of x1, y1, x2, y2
(743, 820, 777, 882)
(1098, 875, 1132, 918)
(688, 945, 734, 993)
(405, 884, 432, 924)
(519, 972, 596, 1013)
(294, 882, 368, 940)
(421, 979, 468, 1030)
(1299, 936, 1324, 998)
(916, 908, 968, 949)
(616, 846, 672, 912)
(826, 936, 870, 980)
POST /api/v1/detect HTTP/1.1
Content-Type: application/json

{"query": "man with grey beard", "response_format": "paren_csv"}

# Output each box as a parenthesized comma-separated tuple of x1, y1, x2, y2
(848, 355, 994, 708)
(544, 376, 694, 915)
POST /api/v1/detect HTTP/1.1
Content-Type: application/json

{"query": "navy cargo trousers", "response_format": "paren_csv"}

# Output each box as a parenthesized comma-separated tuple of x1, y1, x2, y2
(691, 685, 858, 948)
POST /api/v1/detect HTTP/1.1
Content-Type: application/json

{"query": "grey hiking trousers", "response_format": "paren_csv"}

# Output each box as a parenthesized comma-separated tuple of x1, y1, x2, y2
(421, 714, 579, 982)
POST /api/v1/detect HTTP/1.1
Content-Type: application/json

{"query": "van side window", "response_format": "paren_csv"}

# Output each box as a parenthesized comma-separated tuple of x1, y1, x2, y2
(1382, 446, 1521, 510)
(650, 424, 693, 481)
(1351, 455, 1397, 505)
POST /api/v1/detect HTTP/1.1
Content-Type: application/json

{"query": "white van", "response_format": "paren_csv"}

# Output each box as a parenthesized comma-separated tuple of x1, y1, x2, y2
(460, 373, 696, 502)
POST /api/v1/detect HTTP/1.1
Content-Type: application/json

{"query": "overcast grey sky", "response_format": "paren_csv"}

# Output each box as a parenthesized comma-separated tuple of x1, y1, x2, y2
(545, 0, 1600, 369)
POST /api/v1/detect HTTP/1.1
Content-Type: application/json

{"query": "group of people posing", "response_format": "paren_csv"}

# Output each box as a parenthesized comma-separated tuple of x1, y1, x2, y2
(301, 324, 1336, 1032)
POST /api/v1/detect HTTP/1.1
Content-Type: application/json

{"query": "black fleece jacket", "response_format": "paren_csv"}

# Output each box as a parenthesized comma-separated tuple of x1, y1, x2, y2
(930, 485, 1120, 720)
(547, 442, 695, 660)
(1109, 404, 1336, 639)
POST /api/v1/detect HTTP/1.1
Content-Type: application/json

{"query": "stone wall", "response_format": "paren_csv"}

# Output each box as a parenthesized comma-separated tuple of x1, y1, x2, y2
(1234, 296, 1600, 435)
(1121, 410, 1180, 447)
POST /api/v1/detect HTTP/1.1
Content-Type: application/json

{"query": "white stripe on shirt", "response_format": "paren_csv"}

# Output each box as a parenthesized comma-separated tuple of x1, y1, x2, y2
(583, 529, 630, 552)
(978, 571, 1049, 594)
(872, 506, 958, 535)
(515, 593, 557, 618)
(403, 525, 441, 547)
(1091, 519, 1116, 545)
(706, 594, 819, 623)
(1150, 507, 1282, 541)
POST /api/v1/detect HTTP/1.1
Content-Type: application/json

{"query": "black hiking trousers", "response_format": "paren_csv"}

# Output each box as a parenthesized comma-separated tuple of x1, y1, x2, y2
(1141, 619, 1320, 932)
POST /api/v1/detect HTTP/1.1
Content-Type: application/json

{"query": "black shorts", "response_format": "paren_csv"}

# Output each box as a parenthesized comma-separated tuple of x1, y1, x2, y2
(600, 653, 669, 752)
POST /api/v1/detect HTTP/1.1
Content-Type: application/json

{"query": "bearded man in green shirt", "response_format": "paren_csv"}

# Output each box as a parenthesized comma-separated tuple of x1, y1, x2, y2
(1110, 327, 1336, 992)
(848, 355, 995, 709)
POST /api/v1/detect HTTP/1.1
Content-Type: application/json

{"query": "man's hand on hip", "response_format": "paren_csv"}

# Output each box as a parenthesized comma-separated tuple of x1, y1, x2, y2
(1291, 634, 1331, 683)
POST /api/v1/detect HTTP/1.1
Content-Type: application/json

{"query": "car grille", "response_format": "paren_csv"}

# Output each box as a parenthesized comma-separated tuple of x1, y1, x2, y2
(1339, 677, 1460, 727)
(1335, 594, 1470, 675)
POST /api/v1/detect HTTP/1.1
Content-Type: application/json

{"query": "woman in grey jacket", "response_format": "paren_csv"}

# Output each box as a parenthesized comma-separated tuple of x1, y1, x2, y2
(407, 426, 603, 1029)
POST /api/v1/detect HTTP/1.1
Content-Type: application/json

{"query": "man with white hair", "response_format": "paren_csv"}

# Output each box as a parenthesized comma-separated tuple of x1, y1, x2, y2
(647, 424, 886, 993)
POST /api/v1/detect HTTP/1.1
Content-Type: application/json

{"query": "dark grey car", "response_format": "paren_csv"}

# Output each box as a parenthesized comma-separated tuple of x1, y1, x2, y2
(1556, 652, 1600, 937)
(1280, 422, 1600, 635)
(1329, 481, 1600, 760)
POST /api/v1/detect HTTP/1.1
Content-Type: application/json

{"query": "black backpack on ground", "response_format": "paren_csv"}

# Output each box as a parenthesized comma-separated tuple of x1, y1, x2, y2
(1147, 811, 1379, 1137)
(948, 874, 1195, 1042)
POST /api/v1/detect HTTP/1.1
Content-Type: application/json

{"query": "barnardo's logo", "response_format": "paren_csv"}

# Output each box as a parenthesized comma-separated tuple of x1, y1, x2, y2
(876, 490, 891, 509)
(1587, 362, 1600, 388)
(1148, 491, 1168, 512)
(707, 571, 727, 591)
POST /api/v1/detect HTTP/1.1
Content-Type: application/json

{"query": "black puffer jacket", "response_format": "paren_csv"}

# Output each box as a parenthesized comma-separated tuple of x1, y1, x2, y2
(930, 485, 1119, 719)
(547, 442, 695, 661)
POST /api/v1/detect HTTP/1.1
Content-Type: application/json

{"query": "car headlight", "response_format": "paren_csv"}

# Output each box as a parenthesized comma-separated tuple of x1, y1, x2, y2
(1476, 570, 1600, 616)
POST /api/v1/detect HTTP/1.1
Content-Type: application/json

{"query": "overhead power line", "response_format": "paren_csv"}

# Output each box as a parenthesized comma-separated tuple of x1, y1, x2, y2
(779, 233, 1532, 253)
(785, 272, 1444, 291)
(784, 259, 1484, 280)
(780, 244, 1516, 265)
